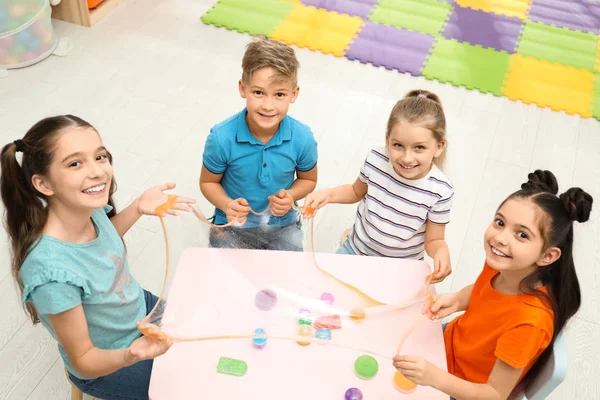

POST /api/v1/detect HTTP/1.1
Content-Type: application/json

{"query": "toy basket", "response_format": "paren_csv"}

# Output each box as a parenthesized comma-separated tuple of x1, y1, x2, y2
(0, 0, 58, 70)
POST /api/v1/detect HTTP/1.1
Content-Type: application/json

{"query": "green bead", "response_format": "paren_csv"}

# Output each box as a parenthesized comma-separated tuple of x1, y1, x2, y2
(354, 355, 379, 380)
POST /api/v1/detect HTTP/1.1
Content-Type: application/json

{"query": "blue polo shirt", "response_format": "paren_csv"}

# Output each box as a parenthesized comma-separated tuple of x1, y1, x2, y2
(203, 108, 318, 228)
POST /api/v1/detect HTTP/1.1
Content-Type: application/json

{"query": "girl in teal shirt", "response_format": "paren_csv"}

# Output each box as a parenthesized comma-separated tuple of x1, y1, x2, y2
(0, 115, 194, 400)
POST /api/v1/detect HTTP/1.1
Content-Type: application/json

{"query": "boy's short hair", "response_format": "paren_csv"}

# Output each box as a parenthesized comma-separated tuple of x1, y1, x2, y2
(241, 35, 299, 87)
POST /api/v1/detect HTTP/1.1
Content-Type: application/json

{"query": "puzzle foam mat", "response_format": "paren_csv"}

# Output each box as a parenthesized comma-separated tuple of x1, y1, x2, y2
(201, 0, 600, 120)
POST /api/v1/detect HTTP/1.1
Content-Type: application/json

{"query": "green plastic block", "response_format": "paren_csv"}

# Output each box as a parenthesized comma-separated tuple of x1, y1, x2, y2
(217, 357, 248, 377)
(369, 0, 453, 36)
(201, 0, 293, 36)
(422, 39, 511, 96)
(517, 21, 598, 72)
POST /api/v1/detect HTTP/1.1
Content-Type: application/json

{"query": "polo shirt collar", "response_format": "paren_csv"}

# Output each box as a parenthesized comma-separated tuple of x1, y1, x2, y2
(236, 108, 292, 146)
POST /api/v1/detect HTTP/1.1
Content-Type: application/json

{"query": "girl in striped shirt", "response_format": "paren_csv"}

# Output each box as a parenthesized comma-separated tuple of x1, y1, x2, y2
(304, 90, 453, 283)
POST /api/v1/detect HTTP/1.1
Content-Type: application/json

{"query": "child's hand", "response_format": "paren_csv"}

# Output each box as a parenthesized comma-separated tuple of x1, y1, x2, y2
(225, 198, 250, 224)
(268, 189, 293, 216)
(431, 246, 451, 283)
(303, 189, 331, 217)
(423, 292, 460, 320)
(125, 325, 172, 365)
(137, 183, 195, 216)
(392, 355, 441, 387)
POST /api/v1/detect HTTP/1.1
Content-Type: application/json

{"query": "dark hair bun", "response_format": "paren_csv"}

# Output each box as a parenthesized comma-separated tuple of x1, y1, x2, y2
(559, 188, 593, 223)
(404, 89, 442, 106)
(521, 170, 558, 195)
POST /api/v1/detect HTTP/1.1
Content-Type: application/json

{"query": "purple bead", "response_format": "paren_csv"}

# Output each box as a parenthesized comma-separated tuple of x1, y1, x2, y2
(345, 387, 363, 400)
(254, 289, 277, 311)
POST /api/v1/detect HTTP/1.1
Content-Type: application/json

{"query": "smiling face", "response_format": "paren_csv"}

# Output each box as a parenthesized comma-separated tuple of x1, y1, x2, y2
(385, 122, 445, 180)
(239, 67, 299, 138)
(484, 198, 559, 274)
(32, 126, 113, 212)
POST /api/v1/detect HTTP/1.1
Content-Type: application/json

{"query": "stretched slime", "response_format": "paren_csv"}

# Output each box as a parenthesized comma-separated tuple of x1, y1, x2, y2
(139, 194, 436, 379)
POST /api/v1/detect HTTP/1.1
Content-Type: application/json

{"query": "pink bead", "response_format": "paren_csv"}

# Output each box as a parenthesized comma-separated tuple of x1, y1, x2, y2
(320, 292, 334, 305)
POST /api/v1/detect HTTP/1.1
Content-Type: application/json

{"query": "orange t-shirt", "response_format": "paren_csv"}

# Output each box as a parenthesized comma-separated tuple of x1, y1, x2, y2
(444, 263, 554, 383)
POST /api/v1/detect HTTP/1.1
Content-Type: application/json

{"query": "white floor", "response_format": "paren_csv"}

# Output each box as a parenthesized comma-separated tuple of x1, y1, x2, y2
(1, 0, 599, 399)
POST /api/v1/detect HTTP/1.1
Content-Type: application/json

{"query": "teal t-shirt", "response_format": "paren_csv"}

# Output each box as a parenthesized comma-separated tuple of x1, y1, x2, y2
(19, 206, 146, 379)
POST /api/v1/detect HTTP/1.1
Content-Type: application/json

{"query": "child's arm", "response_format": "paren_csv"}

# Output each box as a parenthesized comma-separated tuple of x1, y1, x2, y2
(435, 359, 523, 400)
(199, 166, 250, 223)
(424, 221, 450, 282)
(304, 178, 368, 211)
(110, 198, 143, 237)
(48, 306, 171, 378)
(288, 166, 318, 201)
(110, 183, 194, 236)
(427, 284, 474, 319)
(393, 357, 522, 400)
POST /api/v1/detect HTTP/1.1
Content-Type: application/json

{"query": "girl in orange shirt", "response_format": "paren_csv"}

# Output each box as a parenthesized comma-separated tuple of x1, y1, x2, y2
(393, 170, 593, 399)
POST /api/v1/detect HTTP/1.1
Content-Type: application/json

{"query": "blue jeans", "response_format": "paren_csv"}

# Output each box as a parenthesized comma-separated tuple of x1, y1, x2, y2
(209, 219, 304, 251)
(69, 290, 158, 400)
(336, 238, 356, 255)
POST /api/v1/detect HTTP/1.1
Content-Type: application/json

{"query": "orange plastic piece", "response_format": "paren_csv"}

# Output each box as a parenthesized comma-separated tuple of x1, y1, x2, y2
(503, 54, 596, 118)
(454, 0, 532, 20)
(87, 0, 105, 9)
(393, 371, 417, 393)
(271, 5, 364, 57)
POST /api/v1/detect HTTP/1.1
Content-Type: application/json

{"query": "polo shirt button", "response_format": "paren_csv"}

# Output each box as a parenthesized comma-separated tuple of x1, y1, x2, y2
(264, 148, 267, 151)
(263, 163, 267, 168)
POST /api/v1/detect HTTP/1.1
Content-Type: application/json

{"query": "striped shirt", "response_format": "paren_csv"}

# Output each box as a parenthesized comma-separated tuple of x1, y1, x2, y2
(348, 147, 454, 260)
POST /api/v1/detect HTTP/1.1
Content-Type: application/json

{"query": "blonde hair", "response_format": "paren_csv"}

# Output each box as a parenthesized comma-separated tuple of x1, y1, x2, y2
(241, 35, 299, 86)
(386, 89, 447, 168)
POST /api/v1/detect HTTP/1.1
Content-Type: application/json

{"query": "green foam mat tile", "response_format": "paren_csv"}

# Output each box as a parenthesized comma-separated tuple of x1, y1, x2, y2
(368, 0, 453, 36)
(423, 39, 511, 95)
(201, 0, 294, 36)
(517, 21, 598, 72)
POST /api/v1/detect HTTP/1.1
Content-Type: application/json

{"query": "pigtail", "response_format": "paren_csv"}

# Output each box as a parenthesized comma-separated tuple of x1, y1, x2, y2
(1, 141, 48, 324)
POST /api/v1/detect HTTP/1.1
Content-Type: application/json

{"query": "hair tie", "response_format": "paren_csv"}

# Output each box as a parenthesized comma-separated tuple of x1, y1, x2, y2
(13, 139, 24, 153)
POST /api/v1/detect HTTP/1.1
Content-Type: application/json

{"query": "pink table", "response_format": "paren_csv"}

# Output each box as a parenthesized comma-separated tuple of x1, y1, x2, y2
(149, 248, 448, 399)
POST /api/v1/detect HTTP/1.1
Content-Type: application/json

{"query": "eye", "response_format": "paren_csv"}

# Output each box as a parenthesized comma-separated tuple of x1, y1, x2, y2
(97, 153, 108, 161)
(253, 91, 263, 96)
(393, 143, 403, 148)
(416, 145, 426, 150)
(69, 161, 81, 168)
(517, 231, 529, 240)
(276, 93, 286, 98)
(494, 218, 504, 227)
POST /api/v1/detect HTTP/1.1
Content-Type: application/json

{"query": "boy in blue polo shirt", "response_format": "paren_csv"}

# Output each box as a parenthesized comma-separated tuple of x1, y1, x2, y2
(199, 36, 318, 251)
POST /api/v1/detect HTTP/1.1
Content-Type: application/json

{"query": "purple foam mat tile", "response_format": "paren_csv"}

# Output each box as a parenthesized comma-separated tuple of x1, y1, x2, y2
(345, 21, 435, 76)
(529, 0, 600, 33)
(443, 5, 524, 53)
(300, 0, 378, 18)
